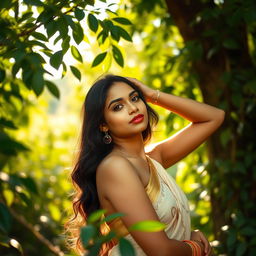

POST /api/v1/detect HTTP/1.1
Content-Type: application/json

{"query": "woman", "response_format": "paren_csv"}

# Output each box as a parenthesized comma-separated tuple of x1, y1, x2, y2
(65, 74, 224, 256)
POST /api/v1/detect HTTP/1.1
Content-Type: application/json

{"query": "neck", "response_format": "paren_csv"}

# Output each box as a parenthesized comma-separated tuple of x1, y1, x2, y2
(112, 134, 146, 159)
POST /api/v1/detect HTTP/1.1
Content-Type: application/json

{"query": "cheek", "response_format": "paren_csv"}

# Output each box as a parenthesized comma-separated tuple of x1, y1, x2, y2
(104, 112, 127, 128)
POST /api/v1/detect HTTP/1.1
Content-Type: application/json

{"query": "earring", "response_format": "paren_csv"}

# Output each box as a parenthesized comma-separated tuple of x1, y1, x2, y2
(103, 131, 112, 144)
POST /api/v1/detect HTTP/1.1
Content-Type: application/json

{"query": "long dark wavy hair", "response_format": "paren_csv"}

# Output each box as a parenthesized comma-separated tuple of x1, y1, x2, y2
(64, 74, 159, 255)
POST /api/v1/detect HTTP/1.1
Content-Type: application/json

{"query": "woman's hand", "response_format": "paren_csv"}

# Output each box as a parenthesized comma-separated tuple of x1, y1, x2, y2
(191, 230, 212, 256)
(124, 77, 156, 103)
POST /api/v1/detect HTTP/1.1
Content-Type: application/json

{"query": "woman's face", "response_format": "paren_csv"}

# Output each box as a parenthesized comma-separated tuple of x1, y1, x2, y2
(102, 81, 148, 140)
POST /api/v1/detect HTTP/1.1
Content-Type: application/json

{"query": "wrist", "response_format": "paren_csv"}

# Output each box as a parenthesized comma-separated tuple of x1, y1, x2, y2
(193, 240, 204, 255)
(183, 240, 203, 256)
(147, 89, 160, 104)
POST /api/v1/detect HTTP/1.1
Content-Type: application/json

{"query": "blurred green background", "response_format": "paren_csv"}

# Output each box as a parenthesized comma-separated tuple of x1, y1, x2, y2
(0, 0, 256, 255)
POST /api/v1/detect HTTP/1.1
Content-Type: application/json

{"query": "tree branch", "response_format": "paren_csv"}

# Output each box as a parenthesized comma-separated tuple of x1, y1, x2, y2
(8, 207, 65, 256)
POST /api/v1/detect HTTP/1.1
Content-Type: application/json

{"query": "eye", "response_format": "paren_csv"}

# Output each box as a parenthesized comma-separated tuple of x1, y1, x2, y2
(131, 95, 140, 102)
(113, 104, 123, 111)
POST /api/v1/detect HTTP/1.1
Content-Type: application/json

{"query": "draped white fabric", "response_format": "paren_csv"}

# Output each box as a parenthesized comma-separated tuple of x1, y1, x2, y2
(108, 157, 191, 256)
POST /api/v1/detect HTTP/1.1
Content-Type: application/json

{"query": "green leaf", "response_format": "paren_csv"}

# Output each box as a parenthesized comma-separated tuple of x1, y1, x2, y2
(8, 174, 23, 187)
(80, 225, 97, 247)
(0, 118, 17, 129)
(37, 9, 54, 24)
(64, 14, 75, 29)
(53, 34, 62, 45)
(71, 46, 83, 63)
(18, 192, 32, 207)
(88, 13, 98, 32)
(0, 0, 12, 9)
(46, 20, 58, 38)
(88, 209, 107, 223)
(70, 66, 81, 81)
(12, 49, 26, 63)
(10, 82, 22, 100)
(3, 189, 14, 207)
(87, 242, 101, 256)
(112, 45, 124, 67)
(45, 80, 60, 99)
(18, 11, 33, 22)
(0, 69, 6, 83)
(110, 25, 120, 42)
(50, 50, 63, 70)
(97, 30, 108, 45)
(20, 177, 39, 195)
(75, 8, 85, 21)
(31, 32, 48, 42)
(86, 0, 95, 6)
(100, 212, 125, 224)
(112, 17, 132, 25)
(103, 19, 114, 32)
(116, 26, 132, 42)
(48, 203, 61, 221)
(106, 9, 117, 15)
(23, 0, 44, 6)
(62, 63, 67, 78)
(0, 203, 12, 233)
(0, 132, 29, 155)
(61, 36, 70, 54)
(57, 17, 69, 39)
(98, 231, 116, 243)
(119, 238, 135, 256)
(73, 23, 84, 45)
(92, 52, 107, 67)
(128, 220, 166, 232)
(32, 70, 44, 96)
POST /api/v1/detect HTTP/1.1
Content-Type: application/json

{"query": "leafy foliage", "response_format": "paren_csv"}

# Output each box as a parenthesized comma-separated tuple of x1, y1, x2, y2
(79, 209, 166, 256)
(0, 0, 133, 254)
(1, 0, 256, 255)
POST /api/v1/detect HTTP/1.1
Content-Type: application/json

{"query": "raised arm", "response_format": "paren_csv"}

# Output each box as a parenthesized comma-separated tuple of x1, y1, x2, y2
(125, 77, 225, 169)
(96, 155, 194, 256)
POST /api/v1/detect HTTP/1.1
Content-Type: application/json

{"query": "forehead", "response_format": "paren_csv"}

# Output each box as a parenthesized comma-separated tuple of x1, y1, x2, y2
(106, 81, 135, 100)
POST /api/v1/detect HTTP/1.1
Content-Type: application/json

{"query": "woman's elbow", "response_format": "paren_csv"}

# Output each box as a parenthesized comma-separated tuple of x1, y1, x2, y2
(213, 109, 225, 125)
(218, 109, 225, 123)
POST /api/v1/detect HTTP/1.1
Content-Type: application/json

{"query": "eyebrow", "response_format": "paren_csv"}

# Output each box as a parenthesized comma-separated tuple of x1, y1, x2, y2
(108, 90, 137, 109)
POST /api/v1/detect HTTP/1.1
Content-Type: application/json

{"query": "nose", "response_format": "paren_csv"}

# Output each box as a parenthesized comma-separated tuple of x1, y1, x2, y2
(128, 101, 139, 115)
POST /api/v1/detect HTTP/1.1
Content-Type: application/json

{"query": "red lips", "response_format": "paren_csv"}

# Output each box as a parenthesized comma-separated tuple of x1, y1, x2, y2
(130, 114, 144, 123)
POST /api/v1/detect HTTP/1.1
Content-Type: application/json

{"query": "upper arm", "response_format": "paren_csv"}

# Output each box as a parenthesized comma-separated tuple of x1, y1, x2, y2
(96, 156, 171, 256)
(147, 110, 225, 169)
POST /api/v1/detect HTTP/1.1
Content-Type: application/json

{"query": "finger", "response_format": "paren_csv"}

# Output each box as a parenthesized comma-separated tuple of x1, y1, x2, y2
(199, 236, 209, 253)
(206, 245, 212, 256)
(198, 232, 209, 253)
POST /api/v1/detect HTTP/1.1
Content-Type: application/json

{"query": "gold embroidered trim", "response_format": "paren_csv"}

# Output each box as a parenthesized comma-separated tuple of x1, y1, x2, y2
(145, 155, 161, 204)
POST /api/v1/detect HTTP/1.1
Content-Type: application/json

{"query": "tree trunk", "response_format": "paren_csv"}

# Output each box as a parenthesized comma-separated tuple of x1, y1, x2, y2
(165, 0, 255, 245)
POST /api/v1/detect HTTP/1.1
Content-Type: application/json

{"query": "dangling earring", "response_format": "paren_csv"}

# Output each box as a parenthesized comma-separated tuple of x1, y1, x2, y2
(103, 131, 112, 144)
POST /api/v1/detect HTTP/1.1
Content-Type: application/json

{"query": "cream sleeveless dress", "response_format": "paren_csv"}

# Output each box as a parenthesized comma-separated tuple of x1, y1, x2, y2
(106, 156, 191, 256)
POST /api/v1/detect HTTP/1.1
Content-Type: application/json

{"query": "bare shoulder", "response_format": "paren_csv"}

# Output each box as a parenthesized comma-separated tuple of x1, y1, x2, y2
(96, 154, 140, 189)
